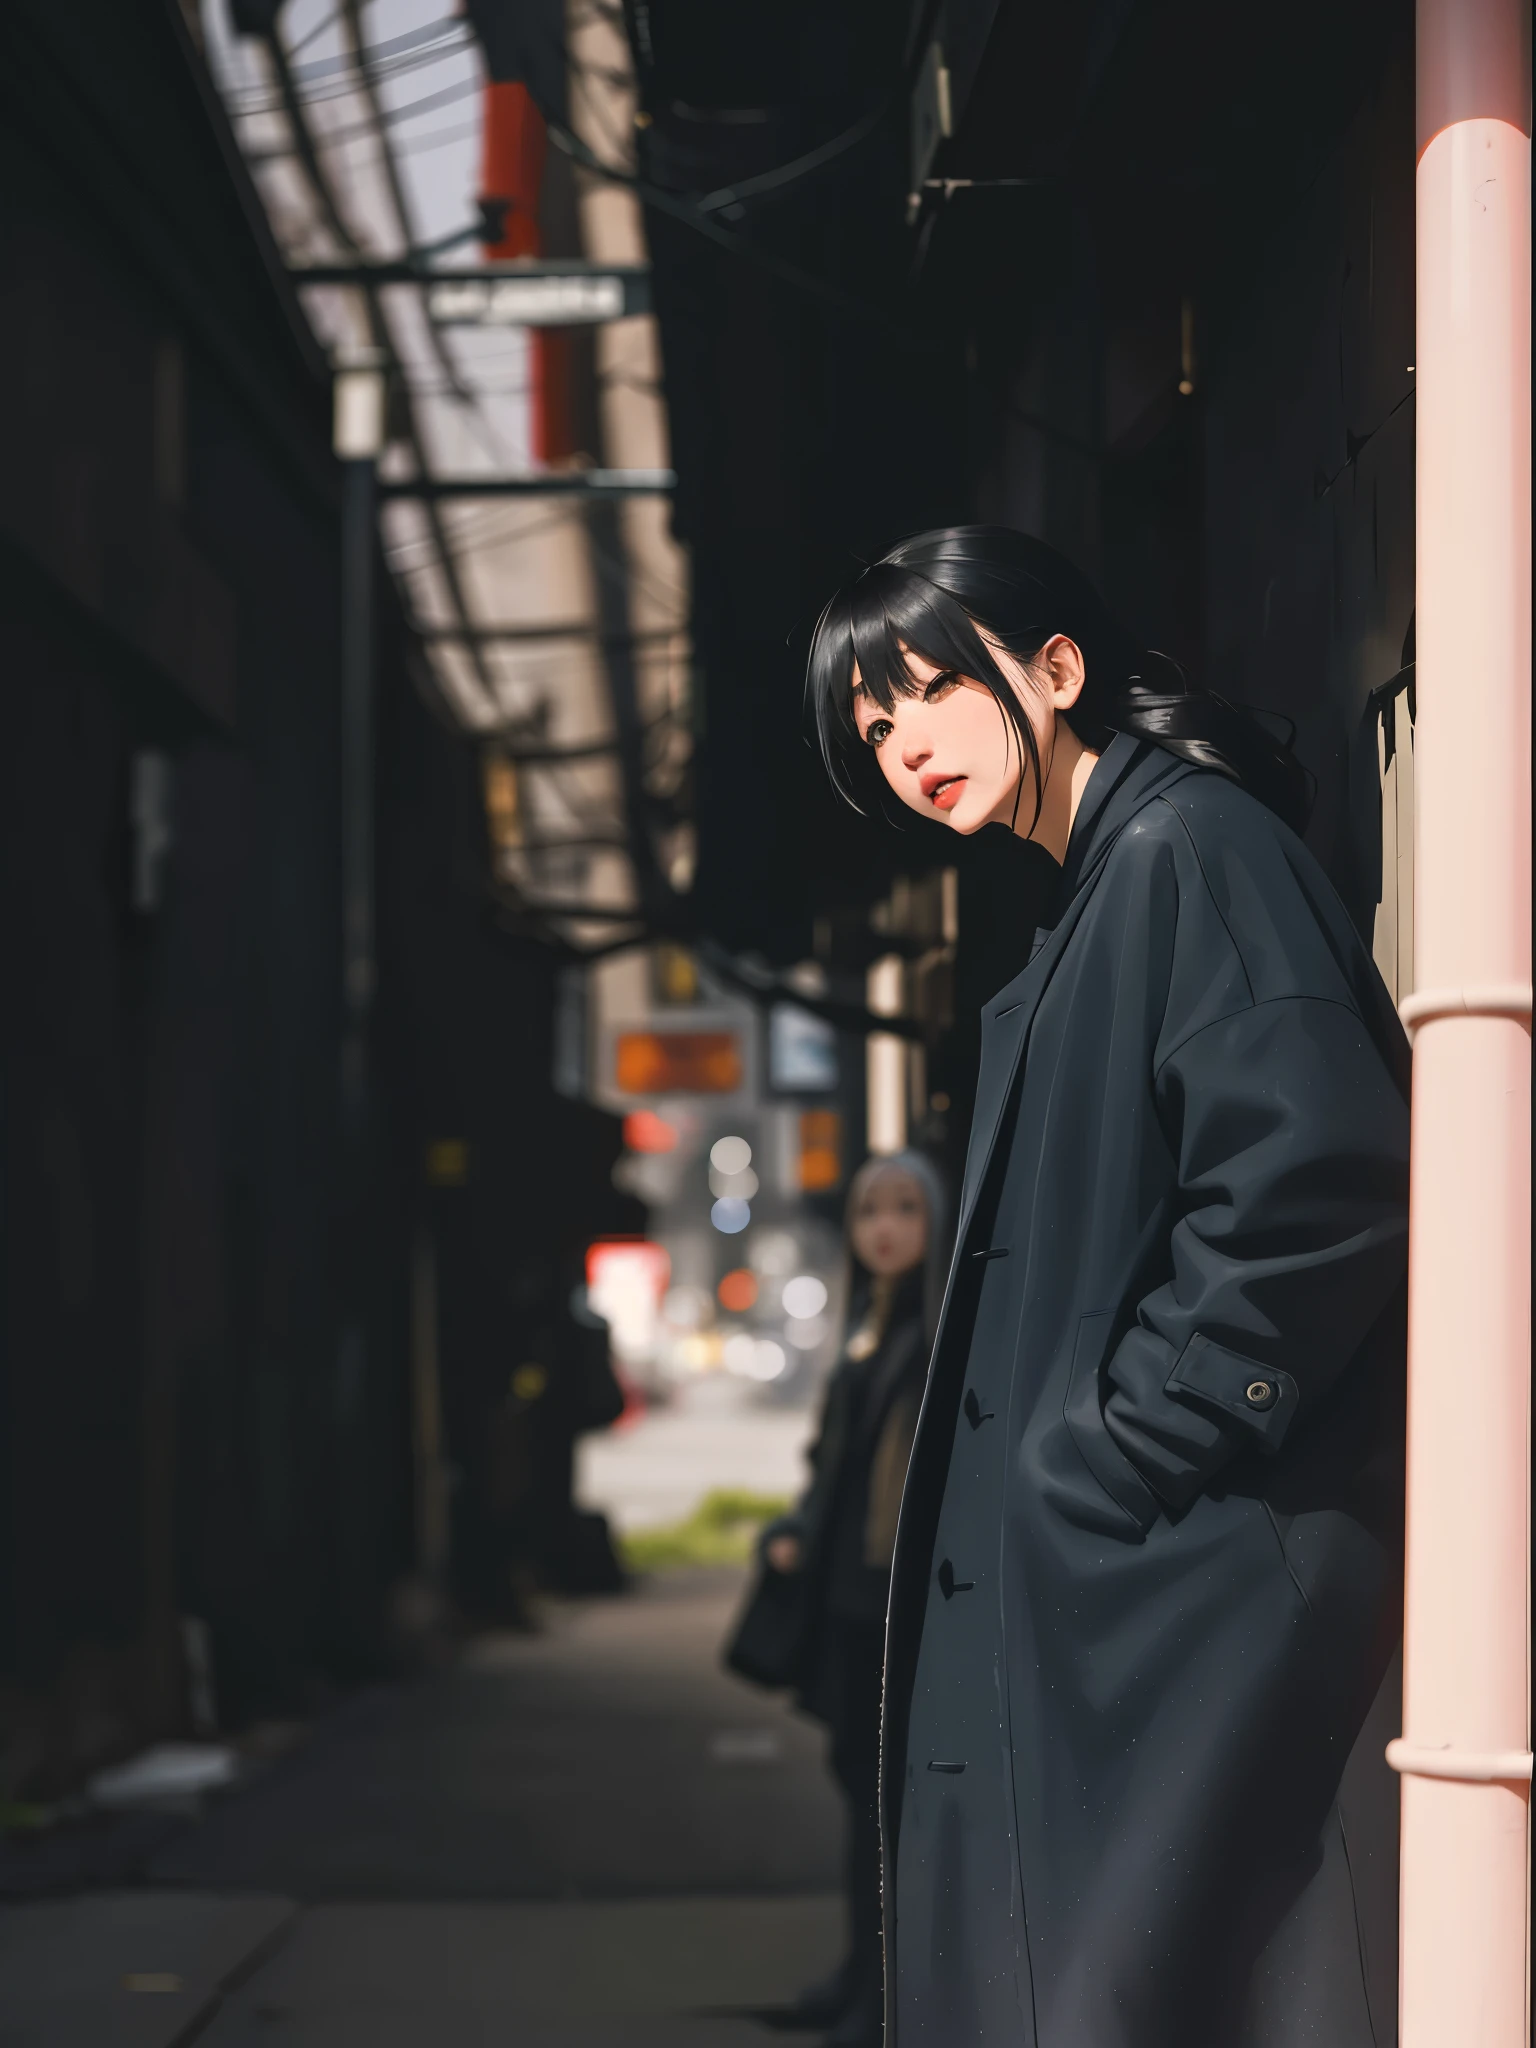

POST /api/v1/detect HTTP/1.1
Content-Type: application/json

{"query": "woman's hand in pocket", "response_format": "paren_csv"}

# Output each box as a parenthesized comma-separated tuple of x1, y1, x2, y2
(765, 1533, 803, 1574)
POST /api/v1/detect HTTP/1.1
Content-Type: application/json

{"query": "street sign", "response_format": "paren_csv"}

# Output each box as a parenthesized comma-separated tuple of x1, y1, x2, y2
(379, 469, 675, 500)
(291, 259, 652, 325)
(427, 271, 649, 326)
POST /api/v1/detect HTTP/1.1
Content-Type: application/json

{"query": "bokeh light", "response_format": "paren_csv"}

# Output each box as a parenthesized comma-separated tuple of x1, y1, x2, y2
(748, 1339, 787, 1381)
(623, 1109, 677, 1154)
(752, 1230, 798, 1276)
(723, 1333, 787, 1381)
(709, 1134, 752, 1175)
(662, 1284, 709, 1329)
(710, 1197, 750, 1234)
(717, 1268, 759, 1313)
(786, 1315, 829, 1351)
(781, 1274, 829, 1320)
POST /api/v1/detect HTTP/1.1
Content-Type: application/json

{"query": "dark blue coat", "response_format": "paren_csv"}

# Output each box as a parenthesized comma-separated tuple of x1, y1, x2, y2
(884, 737, 1410, 2048)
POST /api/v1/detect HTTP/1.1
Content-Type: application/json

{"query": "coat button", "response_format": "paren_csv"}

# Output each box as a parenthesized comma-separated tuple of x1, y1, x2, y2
(937, 1558, 975, 1599)
(1245, 1380, 1276, 1408)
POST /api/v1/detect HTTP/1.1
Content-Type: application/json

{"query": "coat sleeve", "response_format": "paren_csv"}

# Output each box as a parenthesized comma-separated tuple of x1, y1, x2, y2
(1101, 995, 1410, 1516)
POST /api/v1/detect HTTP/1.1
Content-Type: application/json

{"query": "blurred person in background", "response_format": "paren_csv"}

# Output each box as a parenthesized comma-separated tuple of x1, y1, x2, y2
(761, 1152, 947, 2048)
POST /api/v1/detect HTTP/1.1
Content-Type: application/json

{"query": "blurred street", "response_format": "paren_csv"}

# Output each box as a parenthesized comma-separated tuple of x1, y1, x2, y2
(579, 1377, 818, 1537)
(3, 1568, 842, 2045)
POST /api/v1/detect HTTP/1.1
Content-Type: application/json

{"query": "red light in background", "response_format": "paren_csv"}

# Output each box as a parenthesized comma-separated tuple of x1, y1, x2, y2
(586, 1239, 671, 1295)
(717, 1268, 758, 1313)
(623, 1109, 678, 1154)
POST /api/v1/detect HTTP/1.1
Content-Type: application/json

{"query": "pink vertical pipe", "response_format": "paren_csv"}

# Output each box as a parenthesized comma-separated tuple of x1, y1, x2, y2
(1394, 0, 1533, 2041)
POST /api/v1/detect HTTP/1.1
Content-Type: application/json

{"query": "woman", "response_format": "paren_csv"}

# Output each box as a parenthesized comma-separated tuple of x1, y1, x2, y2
(765, 1152, 946, 2048)
(807, 528, 1410, 2047)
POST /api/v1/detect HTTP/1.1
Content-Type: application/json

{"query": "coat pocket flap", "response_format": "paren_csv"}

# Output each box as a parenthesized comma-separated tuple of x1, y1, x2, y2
(1165, 1334, 1298, 1451)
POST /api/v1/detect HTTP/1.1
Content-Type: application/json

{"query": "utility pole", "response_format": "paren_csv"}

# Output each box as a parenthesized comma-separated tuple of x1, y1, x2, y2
(334, 347, 386, 1162)
(332, 345, 387, 1615)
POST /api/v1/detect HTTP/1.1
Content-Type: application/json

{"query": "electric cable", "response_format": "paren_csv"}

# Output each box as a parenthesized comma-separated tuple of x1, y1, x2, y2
(340, 0, 480, 416)
(259, 24, 497, 708)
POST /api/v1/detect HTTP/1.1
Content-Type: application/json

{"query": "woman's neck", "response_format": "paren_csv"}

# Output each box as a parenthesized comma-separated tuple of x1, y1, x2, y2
(1019, 720, 1100, 865)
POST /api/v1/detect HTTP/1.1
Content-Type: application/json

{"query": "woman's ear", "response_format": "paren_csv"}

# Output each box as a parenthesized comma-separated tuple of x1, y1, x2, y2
(1037, 635, 1088, 710)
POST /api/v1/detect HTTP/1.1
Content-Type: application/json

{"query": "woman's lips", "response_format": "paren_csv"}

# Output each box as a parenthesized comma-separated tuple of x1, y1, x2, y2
(928, 775, 966, 812)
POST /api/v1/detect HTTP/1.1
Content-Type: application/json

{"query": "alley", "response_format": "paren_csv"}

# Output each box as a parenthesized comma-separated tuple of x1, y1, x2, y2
(3, 0, 1527, 2041)
(1, 1570, 843, 2046)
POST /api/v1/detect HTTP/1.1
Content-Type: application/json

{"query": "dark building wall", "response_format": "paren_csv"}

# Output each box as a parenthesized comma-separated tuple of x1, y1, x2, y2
(957, 0, 1415, 934)
(0, 610, 151, 1731)
(0, 2, 389, 1782)
(1201, 42, 1416, 938)
(0, 0, 635, 1792)
(377, 670, 643, 1615)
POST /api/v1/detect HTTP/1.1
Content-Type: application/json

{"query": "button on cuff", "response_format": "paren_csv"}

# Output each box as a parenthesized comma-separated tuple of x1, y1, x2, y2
(1164, 1334, 1298, 1451)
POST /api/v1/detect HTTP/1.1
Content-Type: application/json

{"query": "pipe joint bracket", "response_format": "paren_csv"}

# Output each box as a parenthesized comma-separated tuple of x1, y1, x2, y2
(1386, 1738, 1534, 1784)
(1398, 983, 1533, 1039)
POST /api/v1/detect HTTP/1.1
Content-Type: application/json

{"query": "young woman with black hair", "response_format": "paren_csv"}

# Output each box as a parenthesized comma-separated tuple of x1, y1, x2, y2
(807, 528, 1410, 2048)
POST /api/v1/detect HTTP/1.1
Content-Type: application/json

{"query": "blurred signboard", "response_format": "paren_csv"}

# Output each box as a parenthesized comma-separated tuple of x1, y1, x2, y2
(614, 1030, 742, 1094)
(586, 1238, 671, 1370)
(427, 268, 650, 327)
(798, 1109, 842, 1192)
(768, 1001, 838, 1091)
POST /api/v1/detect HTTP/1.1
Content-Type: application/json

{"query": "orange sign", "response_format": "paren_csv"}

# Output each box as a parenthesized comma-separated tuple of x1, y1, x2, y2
(615, 1030, 742, 1094)
(798, 1109, 842, 1191)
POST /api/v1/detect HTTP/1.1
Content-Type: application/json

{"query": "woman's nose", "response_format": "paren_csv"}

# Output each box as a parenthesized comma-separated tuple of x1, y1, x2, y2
(901, 725, 932, 771)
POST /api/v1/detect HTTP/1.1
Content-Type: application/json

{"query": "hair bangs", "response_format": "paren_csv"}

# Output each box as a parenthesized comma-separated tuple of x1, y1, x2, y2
(808, 561, 1028, 814)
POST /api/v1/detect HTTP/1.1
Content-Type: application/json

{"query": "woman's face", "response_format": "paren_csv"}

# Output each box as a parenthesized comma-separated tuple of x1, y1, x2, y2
(850, 1170, 928, 1278)
(850, 633, 1084, 835)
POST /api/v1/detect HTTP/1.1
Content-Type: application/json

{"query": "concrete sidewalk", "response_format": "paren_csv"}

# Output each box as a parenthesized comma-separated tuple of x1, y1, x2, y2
(0, 1890, 293, 2048)
(199, 1895, 842, 2047)
(0, 1570, 844, 2045)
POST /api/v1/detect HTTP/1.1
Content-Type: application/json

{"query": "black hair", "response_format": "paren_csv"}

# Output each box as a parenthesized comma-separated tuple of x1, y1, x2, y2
(807, 525, 1313, 837)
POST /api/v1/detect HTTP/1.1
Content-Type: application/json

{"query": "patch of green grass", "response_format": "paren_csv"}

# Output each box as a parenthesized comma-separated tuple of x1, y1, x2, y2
(620, 1488, 793, 1572)
(0, 1800, 53, 1834)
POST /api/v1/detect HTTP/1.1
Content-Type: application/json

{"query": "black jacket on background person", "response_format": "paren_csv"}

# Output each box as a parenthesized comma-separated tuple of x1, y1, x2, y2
(760, 1272, 930, 2042)
(771, 1271, 929, 1713)
(885, 737, 1411, 2048)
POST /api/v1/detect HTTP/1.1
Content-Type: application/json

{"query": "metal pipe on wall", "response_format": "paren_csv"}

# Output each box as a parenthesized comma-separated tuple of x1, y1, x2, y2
(1394, 1, 1532, 2039)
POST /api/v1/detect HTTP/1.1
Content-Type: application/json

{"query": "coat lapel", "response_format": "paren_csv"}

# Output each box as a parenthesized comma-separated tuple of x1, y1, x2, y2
(950, 741, 1205, 1258)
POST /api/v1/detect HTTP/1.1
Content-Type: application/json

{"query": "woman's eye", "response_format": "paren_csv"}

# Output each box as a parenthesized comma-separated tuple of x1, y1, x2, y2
(923, 672, 959, 701)
(864, 718, 894, 748)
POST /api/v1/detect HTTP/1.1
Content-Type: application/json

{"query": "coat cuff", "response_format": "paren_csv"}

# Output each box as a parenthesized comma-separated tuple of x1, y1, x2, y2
(1164, 1333, 1298, 1453)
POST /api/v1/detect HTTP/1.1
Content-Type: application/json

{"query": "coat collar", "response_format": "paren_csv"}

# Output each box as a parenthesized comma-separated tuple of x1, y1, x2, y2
(953, 738, 1201, 1241)
(1052, 732, 1200, 910)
